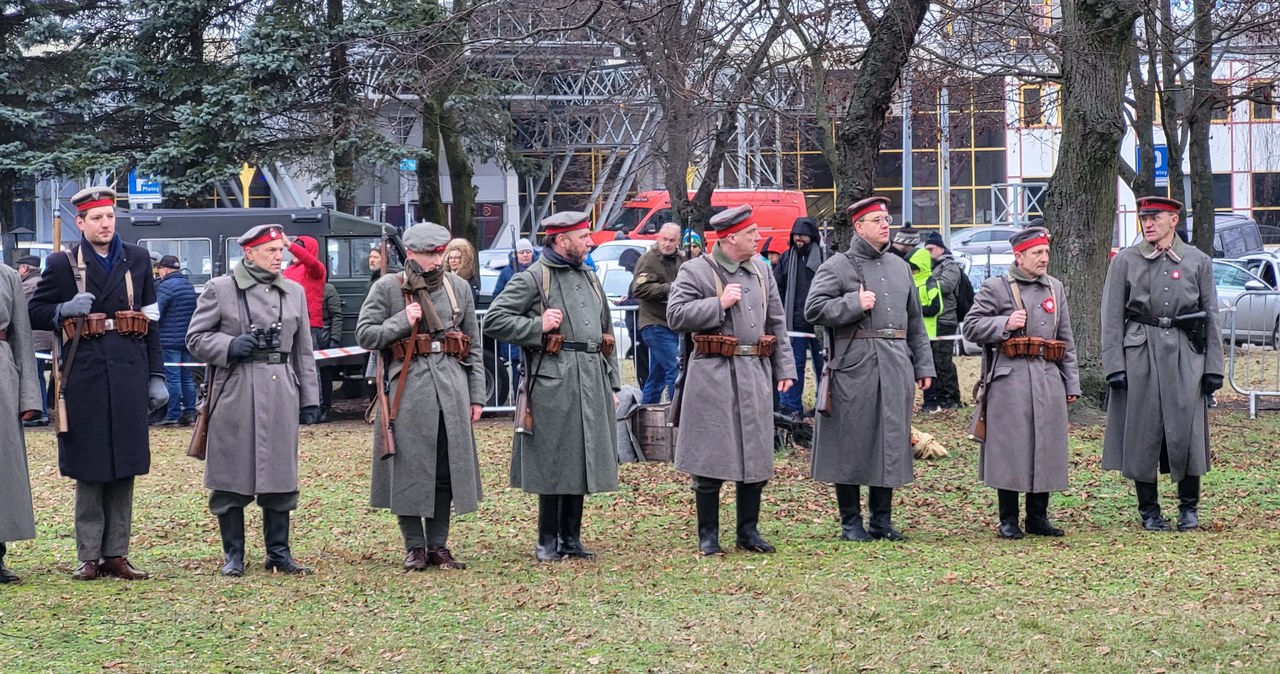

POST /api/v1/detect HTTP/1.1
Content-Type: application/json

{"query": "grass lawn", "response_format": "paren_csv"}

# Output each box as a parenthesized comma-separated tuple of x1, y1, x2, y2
(3, 386, 1280, 672)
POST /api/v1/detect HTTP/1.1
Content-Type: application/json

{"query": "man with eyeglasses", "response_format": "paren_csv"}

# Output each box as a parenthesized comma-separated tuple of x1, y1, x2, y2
(805, 196, 934, 542)
(1101, 196, 1222, 532)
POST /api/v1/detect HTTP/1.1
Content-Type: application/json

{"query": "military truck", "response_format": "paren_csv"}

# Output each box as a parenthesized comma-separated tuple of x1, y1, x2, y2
(114, 207, 509, 406)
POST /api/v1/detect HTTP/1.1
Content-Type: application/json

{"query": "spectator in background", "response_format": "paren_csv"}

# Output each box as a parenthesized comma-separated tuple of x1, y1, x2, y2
(492, 238, 538, 392)
(368, 247, 384, 285)
(155, 255, 198, 426)
(923, 232, 964, 411)
(630, 223, 685, 403)
(683, 230, 705, 258)
(16, 256, 51, 427)
(445, 238, 481, 304)
(774, 217, 827, 420)
(317, 282, 343, 423)
(617, 246, 649, 387)
(284, 235, 328, 424)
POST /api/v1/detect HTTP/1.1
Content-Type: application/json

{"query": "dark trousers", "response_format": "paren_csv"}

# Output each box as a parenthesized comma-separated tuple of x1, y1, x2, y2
(398, 414, 453, 549)
(209, 490, 299, 515)
(163, 346, 197, 420)
(780, 335, 824, 415)
(35, 356, 49, 417)
(75, 478, 135, 561)
(925, 323, 962, 408)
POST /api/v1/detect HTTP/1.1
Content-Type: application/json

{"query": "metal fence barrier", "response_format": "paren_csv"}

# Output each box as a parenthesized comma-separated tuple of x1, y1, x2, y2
(1225, 290, 1280, 418)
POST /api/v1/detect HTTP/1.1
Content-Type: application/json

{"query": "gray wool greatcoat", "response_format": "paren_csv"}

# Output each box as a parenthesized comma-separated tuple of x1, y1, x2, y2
(482, 256, 621, 495)
(962, 269, 1081, 493)
(0, 265, 44, 542)
(356, 272, 485, 518)
(186, 274, 319, 496)
(667, 251, 796, 483)
(804, 235, 935, 488)
(1101, 238, 1223, 483)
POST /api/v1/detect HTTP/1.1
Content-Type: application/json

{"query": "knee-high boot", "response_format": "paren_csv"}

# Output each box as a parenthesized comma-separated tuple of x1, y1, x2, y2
(0, 542, 18, 583)
(997, 489, 1023, 539)
(1177, 476, 1201, 531)
(1024, 492, 1064, 536)
(735, 481, 775, 553)
(218, 508, 246, 577)
(557, 495, 595, 560)
(263, 509, 313, 575)
(535, 495, 564, 562)
(693, 477, 723, 555)
(867, 486, 907, 541)
(1135, 481, 1171, 531)
(835, 484, 871, 542)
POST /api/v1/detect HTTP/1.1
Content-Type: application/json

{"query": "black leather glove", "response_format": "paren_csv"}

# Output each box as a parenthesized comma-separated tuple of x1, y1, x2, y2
(227, 334, 257, 361)
(1202, 373, 1224, 396)
(147, 375, 169, 412)
(299, 405, 321, 425)
(1107, 372, 1127, 390)
(57, 292, 96, 321)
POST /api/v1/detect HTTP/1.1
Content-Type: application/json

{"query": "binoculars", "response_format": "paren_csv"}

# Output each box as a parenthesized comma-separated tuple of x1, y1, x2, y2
(251, 323, 282, 351)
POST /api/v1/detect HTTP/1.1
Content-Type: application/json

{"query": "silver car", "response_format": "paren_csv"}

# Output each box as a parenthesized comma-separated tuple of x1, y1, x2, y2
(950, 226, 1022, 255)
(1214, 259, 1280, 346)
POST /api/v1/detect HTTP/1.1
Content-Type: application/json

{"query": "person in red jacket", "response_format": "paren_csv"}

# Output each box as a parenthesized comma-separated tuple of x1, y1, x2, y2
(284, 235, 328, 422)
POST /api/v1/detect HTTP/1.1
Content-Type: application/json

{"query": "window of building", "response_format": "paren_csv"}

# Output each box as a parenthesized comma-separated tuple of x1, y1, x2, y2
(1249, 81, 1274, 120)
(1020, 84, 1059, 127)
(1214, 173, 1233, 209)
(1211, 81, 1233, 122)
(1253, 172, 1280, 229)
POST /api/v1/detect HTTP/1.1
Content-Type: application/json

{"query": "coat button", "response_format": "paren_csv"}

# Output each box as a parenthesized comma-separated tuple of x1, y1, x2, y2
(272, 374, 278, 381)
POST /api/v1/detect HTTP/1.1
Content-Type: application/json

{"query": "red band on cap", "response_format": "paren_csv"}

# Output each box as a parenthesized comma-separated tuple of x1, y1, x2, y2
(720, 216, 757, 236)
(241, 228, 283, 249)
(76, 198, 115, 212)
(545, 220, 591, 235)
(1013, 236, 1050, 253)
(423, 244, 447, 254)
(1138, 201, 1179, 213)
(848, 202, 888, 223)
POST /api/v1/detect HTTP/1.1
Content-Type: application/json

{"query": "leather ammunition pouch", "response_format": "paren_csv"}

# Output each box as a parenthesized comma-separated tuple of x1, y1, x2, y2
(389, 330, 471, 362)
(998, 335, 1067, 362)
(693, 333, 775, 358)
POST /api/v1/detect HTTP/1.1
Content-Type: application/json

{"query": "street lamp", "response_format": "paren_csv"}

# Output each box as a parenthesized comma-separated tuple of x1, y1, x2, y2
(10, 226, 34, 245)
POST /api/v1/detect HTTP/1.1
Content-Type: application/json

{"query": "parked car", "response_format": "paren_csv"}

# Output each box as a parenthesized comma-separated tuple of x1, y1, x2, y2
(950, 226, 1022, 255)
(591, 240, 650, 267)
(1186, 213, 1265, 259)
(593, 261, 635, 360)
(1213, 259, 1280, 346)
(955, 252, 1015, 355)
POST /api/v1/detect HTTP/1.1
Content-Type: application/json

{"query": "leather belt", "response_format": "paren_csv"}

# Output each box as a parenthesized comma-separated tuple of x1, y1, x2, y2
(731, 344, 768, 357)
(1127, 314, 1174, 329)
(559, 340, 602, 353)
(389, 335, 467, 361)
(852, 329, 907, 340)
(244, 351, 290, 364)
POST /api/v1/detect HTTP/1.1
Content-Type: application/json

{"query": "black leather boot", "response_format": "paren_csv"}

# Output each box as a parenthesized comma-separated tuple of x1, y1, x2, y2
(217, 508, 246, 577)
(262, 509, 313, 575)
(1177, 476, 1201, 531)
(867, 486, 907, 541)
(0, 542, 18, 584)
(535, 495, 564, 562)
(557, 495, 595, 560)
(1135, 481, 1171, 531)
(735, 481, 775, 553)
(1024, 492, 1064, 536)
(835, 484, 872, 542)
(693, 477, 723, 555)
(997, 489, 1024, 539)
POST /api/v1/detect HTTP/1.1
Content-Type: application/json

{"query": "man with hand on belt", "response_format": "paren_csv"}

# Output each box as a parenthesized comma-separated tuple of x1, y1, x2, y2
(804, 196, 934, 542)
(667, 204, 796, 556)
(963, 226, 1080, 538)
(1102, 196, 1222, 532)
(357, 222, 485, 571)
(29, 186, 167, 581)
(186, 224, 320, 576)
(483, 210, 621, 562)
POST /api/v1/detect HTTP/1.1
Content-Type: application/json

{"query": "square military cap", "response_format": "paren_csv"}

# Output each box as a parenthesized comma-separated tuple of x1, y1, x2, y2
(402, 222, 451, 252)
(1136, 196, 1182, 215)
(708, 204, 756, 235)
(845, 196, 891, 223)
(542, 210, 592, 235)
(71, 186, 118, 213)
(1011, 226, 1051, 253)
(238, 224, 285, 249)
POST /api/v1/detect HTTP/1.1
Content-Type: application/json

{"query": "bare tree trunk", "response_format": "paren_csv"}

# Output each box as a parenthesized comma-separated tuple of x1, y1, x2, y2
(832, 0, 931, 251)
(1127, 21, 1156, 198)
(418, 99, 446, 226)
(440, 106, 477, 244)
(1158, 0, 1190, 240)
(1187, 0, 1215, 256)
(1044, 0, 1141, 405)
(328, 0, 355, 213)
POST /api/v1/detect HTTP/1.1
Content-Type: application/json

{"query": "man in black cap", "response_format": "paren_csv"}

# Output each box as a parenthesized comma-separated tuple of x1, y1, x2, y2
(16, 255, 51, 426)
(667, 204, 796, 555)
(774, 216, 827, 419)
(29, 185, 168, 581)
(922, 232, 964, 411)
(154, 255, 198, 426)
(1101, 196, 1222, 532)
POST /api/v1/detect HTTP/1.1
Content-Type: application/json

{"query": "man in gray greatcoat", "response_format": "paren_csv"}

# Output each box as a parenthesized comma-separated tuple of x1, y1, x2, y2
(804, 196, 934, 542)
(186, 224, 320, 576)
(357, 222, 485, 571)
(483, 210, 621, 562)
(0, 261, 46, 583)
(668, 205, 796, 555)
(17, 256, 52, 427)
(1102, 196, 1223, 532)
(963, 226, 1080, 538)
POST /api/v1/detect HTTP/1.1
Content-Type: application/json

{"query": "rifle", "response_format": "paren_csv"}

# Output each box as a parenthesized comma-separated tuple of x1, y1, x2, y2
(969, 344, 996, 442)
(187, 365, 228, 460)
(50, 212, 68, 433)
(374, 351, 396, 459)
(666, 334, 692, 427)
(516, 266, 553, 435)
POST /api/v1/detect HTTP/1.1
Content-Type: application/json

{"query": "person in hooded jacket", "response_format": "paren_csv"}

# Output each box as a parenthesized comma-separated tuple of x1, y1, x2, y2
(909, 247, 942, 339)
(774, 217, 827, 418)
(284, 235, 327, 423)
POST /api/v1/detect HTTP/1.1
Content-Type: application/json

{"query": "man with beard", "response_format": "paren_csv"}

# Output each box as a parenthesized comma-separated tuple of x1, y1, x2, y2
(804, 197, 933, 542)
(1101, 196, 1222, 531)
(774, 217, 827, 419)
(483, 211, 620, 562)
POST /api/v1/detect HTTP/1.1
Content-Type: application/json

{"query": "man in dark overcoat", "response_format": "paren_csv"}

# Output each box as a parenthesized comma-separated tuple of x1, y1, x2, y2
(963, 227, 1080, 538)
(186, 224, 320, 576)
(483, 211, 621, 562)
(28, 186, 168, 580)
(667, 205, 796, 555)
(1101, 196, 1223, 531)
(804, 197, 934, 542)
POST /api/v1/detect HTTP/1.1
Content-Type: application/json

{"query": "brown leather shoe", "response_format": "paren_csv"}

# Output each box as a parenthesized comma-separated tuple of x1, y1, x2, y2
(72, 560, 99, 580)
(426, 547, 466, 570)
(99, 557, 149, 580)
(403, 547, 428, 572)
